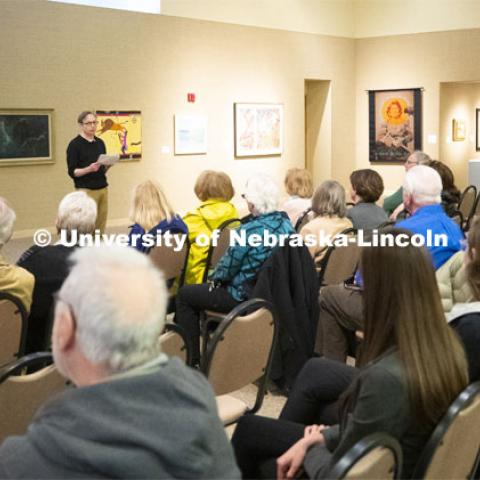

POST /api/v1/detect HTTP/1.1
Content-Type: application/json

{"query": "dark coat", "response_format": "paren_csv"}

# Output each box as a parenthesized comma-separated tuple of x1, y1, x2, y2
(248, 244, 319, 390)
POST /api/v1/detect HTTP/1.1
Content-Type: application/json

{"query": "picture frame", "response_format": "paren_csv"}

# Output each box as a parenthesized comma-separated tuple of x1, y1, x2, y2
(234, 103, 283, 157)
(174, 115, 208, 155)
(452, 118, 466, 141)
(476, 109, 480, 151)
(95, 110, 142, 160)
(0, 109, 53, 166)
(368, 89, 422, 163)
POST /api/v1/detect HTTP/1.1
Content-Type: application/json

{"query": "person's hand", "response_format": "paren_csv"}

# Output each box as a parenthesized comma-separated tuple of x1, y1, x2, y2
(277, 438, 309, 480)
(390, 203, 404, 221)
(304, 424, 325, 439)
(89, 162, 101, 173)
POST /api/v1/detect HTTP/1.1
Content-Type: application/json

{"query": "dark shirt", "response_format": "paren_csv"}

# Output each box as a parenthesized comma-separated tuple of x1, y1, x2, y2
(66, 135, 107, 190)
(17, 244, 75, 353)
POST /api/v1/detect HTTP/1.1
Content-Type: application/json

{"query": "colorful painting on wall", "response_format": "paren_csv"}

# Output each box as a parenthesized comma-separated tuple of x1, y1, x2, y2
(95, 110, 142, 160)
(452, 118, 466, 141)
(234, 103, 283, 157)
(368, 89, 422, 163)
(0, 109, 53, 166)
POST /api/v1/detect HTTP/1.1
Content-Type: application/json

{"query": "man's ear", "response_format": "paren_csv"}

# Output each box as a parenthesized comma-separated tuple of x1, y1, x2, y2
(55, 307, 76, 351)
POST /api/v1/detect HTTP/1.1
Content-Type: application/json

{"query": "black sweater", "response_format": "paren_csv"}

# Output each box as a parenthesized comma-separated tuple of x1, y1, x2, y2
(66, 135, 107, 189)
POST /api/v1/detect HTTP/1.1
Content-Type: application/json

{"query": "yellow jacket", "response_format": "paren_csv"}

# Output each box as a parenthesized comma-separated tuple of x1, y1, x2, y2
(0, 253, 35, 312)
(183, 200, 238, 284)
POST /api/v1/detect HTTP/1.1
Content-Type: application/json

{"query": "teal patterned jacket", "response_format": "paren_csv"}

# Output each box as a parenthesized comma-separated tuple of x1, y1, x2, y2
(210, 211, 294, 301)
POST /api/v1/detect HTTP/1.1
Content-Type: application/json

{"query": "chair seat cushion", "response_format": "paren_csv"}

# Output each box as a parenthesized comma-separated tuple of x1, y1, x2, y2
(216, 394, 248, 426)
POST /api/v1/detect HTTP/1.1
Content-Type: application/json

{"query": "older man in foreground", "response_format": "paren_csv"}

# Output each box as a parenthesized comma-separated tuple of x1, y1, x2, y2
(0, 246, 240, 479)
(318, 165, 463, 362)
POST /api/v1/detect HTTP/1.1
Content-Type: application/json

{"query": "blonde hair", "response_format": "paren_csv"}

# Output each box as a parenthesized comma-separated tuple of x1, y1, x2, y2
(284, 168, 313, 198)
(194, 171, 234, 202)
(130, 181, 174, 231)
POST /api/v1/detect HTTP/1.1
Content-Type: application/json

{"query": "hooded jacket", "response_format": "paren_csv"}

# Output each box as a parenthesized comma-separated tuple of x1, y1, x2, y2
(183, 200, 238, 285)
(0, 356, 240, 479)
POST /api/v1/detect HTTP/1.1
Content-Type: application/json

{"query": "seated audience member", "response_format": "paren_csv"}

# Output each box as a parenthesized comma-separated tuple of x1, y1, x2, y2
(0, 197, 34, 312)
(300, 181, 352, 262)
(0, 246, 240, 479)
(128, 180, 187, 253)
(319, 165, 463, 362)
(383, 150, 431, 218)
(18, 191, 97, 353)
(429, 160, 461, 217)
(346, 169, 387, 229)
(280, 168, 313, 226)
(232, 228, 468, 479)
(447, 216, 480, 382)
(176, 174, 294, 366)
(183, 170, 238, 284)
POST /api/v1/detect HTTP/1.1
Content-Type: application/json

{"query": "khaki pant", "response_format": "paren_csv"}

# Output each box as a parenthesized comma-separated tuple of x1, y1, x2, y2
(77, 187, 108, 233)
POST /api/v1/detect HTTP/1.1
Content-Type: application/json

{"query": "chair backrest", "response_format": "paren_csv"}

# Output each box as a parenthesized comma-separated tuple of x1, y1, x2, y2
(295, 207, 313, 232)
(318, 229, 359, 286)
(329, 433, 402, 480)
(0, 292, 28, 368)
(202, 298, 277, 414)
(202, 218, 241, 282)
(458, 185, 477, 226)
(149, 234, 189, 283)
(413, 381, 480, 479)
(0, 353, 69, 443)
(159, 323, 190, 365)
(450, 210, 464, 229)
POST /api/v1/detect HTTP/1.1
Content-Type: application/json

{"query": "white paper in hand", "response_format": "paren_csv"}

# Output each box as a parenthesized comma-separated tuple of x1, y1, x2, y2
(97, 154, 120, 166)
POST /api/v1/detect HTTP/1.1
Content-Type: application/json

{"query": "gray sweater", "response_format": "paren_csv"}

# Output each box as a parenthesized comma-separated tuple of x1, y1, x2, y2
(346, 203, 388, 230)
(0, 356, 240, 479)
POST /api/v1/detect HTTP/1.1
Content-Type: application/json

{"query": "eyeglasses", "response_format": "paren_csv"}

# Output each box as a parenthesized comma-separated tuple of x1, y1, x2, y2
(82, 121, 98, 126)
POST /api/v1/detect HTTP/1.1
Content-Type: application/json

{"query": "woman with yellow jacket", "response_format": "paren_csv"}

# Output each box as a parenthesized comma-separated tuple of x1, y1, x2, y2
(183, 171, 238, 284)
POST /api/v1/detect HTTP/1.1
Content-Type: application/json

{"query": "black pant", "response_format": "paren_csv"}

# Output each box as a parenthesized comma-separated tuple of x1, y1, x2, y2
(231, 358, 358, 478)
(175, 283, 239, 364)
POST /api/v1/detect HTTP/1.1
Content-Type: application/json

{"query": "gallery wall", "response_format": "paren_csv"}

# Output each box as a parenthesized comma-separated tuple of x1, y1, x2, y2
(0, 0, 355, 232)
(355, 28, 480, 194)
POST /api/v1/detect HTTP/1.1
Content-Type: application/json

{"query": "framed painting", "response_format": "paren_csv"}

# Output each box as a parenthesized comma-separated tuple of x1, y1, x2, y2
(174, 115, 208, 155)
(452, 118, 466, 141)
(95, 110, 141, 160)
(234, 103, 283, 157)
(0, 109, 53, 166)
(368, 89, 422, 163)
(476, 109, 480, 151)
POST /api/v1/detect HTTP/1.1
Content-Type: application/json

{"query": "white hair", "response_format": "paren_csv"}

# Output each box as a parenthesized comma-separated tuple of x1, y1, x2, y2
(408, 150, 431, 166)
(403, 165, 442, 205)
(57, 192, 97, 235)
(0, 198, 15, 248)
(243, 174, 280, 215)
(57, 246, 167, 373)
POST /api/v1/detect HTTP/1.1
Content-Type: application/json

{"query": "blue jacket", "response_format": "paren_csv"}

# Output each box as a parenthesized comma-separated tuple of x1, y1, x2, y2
(397, 204, 464, 270)
(211, 211, 295, 301)
(128, 216, 188, 253)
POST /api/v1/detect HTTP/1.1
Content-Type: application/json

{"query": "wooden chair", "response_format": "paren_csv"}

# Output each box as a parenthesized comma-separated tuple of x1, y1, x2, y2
(329, 433, 402, 479)
(318, 228, 359, 287)
(413, 381, 480, 479)
(159, 323, 190, 365)
(0, 352, 69, 443)
(202, 218, 241, 282)
(458, 185, 477, 230)
(201, 298, 278, 426)
(149, 234, 190, 287)
(295, 207, 313, 232)
(0, 292, 29, 368)
(466, 192, 480, 231)
(377, 220, 396, 229)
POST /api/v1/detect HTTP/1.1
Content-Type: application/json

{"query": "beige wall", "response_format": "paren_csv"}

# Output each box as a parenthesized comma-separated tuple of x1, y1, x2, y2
(439, 82, 480, 188)
(355, 28, 480, 195)
(0, 0, 355, 231)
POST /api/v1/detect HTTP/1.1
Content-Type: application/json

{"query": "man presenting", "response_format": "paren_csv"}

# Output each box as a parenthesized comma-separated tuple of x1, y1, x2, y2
(67, 111, 109, 233)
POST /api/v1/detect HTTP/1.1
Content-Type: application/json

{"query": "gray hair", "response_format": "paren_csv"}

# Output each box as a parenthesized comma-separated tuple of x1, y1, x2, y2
(0, 198, 15, 248)
(243, 174, 280, 215)
(57, 192, 97, 235)
(312, 181, 347, 218)
(403, 165, 442, 205)
(409, 150, 431, 166)
(57, 246, 167, 374)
